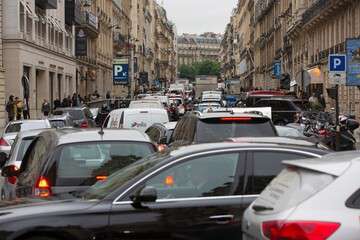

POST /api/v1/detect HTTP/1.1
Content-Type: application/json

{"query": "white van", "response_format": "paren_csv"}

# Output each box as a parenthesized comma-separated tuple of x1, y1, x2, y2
(129, 100, 163, 109)
(107, 108, 169, 132)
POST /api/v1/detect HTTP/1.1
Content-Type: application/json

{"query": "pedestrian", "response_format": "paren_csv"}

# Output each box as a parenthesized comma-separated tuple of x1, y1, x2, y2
(309, 93, 320, 110)
(319, 94, 326, 111)
(23, 98, 29, 120)
(15, 97, 24, 120)
(6, 95, 16, 122)
(54, 98, 61, 110)
(94, 90, 100, 98)
(41, 99, 50, 117)
(62, 97, 69, 107)
(72, 93, 78, 107)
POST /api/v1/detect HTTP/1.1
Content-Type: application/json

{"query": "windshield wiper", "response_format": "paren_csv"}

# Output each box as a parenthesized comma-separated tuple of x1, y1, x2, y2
(252, 205, 274, 212)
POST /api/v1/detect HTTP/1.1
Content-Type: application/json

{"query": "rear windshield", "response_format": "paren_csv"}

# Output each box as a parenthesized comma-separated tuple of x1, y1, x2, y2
(49, 120, 66, 128)
(54, 110, 83, 120)
(56, 142, 154, 186)
(253, 167, 335, 214)
(195, 118, 277, 143)
(6, 122, 48, 133)
(17, 139, 34, 161)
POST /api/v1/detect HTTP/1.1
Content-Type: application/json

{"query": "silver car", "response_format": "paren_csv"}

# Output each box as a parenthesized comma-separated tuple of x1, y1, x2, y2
(0, 120, 51, 160)
(0, 129, 47, 200)
(242, 151, 360, 240)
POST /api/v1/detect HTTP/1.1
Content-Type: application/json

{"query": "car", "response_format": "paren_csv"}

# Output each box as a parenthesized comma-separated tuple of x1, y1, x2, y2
(169, 97, 185, 115)
(143, 95, 170, 107)
(146, 122, 177, 145)
(242, 90, 288, 107)
(53, 107, 96, 128)
(170, 110, 278, 146)
(194, 102, 222, 112)
(48, 114, 74, 128)
(242, 151, 360, 240)
(254, 98, 310, 125)
(0, 139, 329, 240)
(106, 108, 169, 133)
(1, 129, 156, 200)
(0, 120, 51, 161)
(0, 129, 48, 200)
(129, 100, 164, 109)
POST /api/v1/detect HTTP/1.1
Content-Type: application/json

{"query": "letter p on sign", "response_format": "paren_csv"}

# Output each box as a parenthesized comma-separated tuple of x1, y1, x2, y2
(114, 65, 123, 76)
(329, 54, 346, 72)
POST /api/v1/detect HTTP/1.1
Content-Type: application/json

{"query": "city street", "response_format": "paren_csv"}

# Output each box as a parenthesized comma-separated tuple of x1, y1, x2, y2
(0, 0, 359, 240)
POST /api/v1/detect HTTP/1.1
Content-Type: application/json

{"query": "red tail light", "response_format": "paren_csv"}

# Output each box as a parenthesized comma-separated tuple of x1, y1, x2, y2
(80, 121, 89, 128)
(96, 175, 108, 181)
(262, 220, 340, 240)
(34, 176, 52, 198)
(7, 176, 17, 185)
(0, 138, 9, 146)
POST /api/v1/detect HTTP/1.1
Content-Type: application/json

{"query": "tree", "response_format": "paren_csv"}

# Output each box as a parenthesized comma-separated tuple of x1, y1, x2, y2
(179, 64, 196, 80)
(179, 60, 221, 80)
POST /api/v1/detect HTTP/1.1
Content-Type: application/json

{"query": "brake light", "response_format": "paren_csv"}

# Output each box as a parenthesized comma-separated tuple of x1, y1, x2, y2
(7, 176, 17, 185)
(262, 220, 340, 240)
(34, 176, 51, 198)
(0, 138, 9, 146)
(96, 175, 108, 181)
(220, 117, 252, 121)
(80, 121, 89, 128)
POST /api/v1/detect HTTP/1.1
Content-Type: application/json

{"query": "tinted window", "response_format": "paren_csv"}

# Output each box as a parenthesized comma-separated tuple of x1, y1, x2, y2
(49, 120, 66, 128)
(254, 100, 269, 108)
(16, 139, 34, 161)
(56, 142, 154, 186)
(245, 151, 313, 195)
(145, 153, 240, 199)
(195, 118, 276, 143)
(54, 110, 83, 120)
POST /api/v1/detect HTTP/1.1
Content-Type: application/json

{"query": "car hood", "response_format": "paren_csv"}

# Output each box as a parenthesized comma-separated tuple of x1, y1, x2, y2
(0, 198, 99, 223)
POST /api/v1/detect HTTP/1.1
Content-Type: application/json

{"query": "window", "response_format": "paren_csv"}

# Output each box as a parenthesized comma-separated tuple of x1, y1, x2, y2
(245, 151, 314, 195)
(145, 153, 241, 199)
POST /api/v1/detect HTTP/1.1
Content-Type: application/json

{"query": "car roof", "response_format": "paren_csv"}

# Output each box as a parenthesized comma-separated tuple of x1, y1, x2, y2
(16, 128, 50, 138)
(229, 137, 319, 147)
(39, 128, 151, 145)
(8, 119, 49, 125)
(54, 107, 86, 111)
(169, 141, 328, 159)
(110, 108, 167, 115)
(263, 97, 305, 101)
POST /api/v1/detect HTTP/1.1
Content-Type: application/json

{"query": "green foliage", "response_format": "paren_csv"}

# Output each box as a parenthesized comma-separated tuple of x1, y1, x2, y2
(179, 60, 221, 80)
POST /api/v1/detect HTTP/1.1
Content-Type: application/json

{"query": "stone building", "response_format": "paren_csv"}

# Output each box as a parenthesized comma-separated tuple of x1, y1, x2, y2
(177, 33, 222, 67)
(0, 0, 5, 126)
(3, 0, 76, 117)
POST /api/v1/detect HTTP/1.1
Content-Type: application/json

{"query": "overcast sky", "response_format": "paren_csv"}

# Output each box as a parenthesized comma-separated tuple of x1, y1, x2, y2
(157, 0, 238, 35)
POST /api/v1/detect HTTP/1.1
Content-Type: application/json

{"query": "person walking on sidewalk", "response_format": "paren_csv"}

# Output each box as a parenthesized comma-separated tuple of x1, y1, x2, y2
(6, 95, 16, 122)
(15, 97, 24, 120)
(41, 99, 50, 118)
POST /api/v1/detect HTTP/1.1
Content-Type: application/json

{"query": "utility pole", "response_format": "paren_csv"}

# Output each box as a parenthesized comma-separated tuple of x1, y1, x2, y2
(130, 44, 135, 100)
(335, 84, 340, 151)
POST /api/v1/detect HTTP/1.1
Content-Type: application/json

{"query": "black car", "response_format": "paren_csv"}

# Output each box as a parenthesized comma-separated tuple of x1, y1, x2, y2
(254, 98, 310, 125)
(170, 111, 278, 146)
(0, 138, 329, 240)
(53, 107, 96, 128)
(1, 129, 156, 200)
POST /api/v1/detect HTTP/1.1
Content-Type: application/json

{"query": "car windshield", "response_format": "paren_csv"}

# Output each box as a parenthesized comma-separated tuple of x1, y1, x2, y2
(49, 120, 66, 128)
(56, 142, 155, 187)
(5, 122, 48, 133)
(195, 117, 277, 143)
(82, 151, 170, 200)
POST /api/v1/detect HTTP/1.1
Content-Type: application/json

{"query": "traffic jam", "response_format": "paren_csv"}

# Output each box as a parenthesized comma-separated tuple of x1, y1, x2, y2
(0, 81, 359, 240)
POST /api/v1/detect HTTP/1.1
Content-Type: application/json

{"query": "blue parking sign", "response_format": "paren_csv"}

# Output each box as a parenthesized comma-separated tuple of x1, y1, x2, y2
(113, 59, 129, 85)
(329, 54, 346, 72)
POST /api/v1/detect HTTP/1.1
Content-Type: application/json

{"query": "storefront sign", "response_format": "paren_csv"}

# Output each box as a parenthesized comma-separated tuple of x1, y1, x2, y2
(75, 29, 87, 56)
(346, 38, 360, 86)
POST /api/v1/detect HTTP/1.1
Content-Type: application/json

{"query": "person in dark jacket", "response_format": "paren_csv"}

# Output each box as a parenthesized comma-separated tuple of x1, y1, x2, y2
(41, 99, 50, 117)
(6, 95, 15, 122)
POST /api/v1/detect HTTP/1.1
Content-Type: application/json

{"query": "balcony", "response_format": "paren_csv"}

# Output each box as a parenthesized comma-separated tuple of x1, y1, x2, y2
(35, 0, 57, 9)
(78, 11, 98, 37)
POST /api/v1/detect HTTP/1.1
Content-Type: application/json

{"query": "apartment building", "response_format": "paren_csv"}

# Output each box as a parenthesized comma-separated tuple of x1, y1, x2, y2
(178, 33, 222, 67)
(3, 0, 76, 117)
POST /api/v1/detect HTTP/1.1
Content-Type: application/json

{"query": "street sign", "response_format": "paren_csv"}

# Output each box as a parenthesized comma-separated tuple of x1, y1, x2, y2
(328, 54, 347, 84)
(346, 38, 360, 86)
(273, 61, 281, 79)
(113, 59, 129, 85)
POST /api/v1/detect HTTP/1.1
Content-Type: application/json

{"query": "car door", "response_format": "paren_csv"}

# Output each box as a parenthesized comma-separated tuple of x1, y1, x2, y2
(109, 151, 247, 240)
(242, 149, 320, 209)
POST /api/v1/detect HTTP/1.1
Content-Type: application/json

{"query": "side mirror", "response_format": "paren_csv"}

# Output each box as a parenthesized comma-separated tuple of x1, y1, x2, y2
(1, 165, 19, 178)
(0, 153, 8, 169)
(159, 136, 168, 145)
(131, 186, 157, 208)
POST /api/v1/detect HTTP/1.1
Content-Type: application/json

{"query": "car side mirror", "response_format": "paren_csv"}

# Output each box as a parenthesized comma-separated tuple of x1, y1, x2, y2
(1, 165, 19, 177)
(131, 186, 157, 208)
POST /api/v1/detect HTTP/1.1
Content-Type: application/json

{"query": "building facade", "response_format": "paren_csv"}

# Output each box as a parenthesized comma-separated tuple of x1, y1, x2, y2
(0, 0, 5, 126)
(3, 0, 76, 117)
(178, 33, 222, 67)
